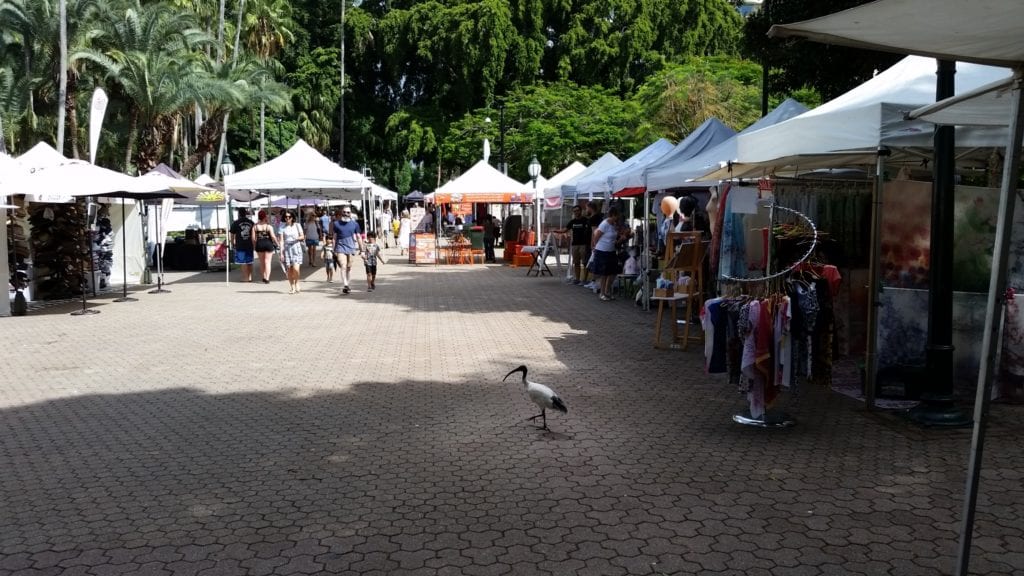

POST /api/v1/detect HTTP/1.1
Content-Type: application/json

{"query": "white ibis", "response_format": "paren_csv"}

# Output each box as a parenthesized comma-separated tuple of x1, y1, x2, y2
(503, 365, 568, 431)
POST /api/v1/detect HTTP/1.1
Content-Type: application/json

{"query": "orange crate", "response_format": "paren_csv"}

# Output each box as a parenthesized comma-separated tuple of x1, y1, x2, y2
(512, 254, 533, 267)
(504, 242, 519, 261)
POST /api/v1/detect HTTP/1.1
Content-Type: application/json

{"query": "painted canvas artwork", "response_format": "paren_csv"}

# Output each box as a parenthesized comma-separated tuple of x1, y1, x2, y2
(880, 181, 932, 289)
(880, 183, 1003, 291)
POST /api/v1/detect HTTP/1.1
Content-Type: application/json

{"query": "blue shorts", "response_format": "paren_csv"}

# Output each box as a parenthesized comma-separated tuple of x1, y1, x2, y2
(234, 249, 254, 264)
(305, 239, 319, 248)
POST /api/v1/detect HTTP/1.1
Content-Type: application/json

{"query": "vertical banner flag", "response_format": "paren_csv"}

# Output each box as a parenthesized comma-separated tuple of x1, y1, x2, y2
(89, 88, 108, 164)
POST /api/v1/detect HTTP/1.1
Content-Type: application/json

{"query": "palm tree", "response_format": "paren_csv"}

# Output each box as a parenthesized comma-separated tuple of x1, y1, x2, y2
(177, 57, 291, 174)
(242, 0, 296, 161)
(81, 1, 215, 170)
(1, 0, 109, 157)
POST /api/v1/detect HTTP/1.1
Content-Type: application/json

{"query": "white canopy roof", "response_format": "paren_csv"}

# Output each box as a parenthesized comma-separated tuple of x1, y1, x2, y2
(603, 138, 677, 195)
(427, 160, 533, 203)
(558, 153, 622, 200)
(224, 139, 369, 199)
(541, 161, 586, 209)
(769, 0, 1024, 68)
(572, 139, 675, 199)
(700, 56, 1012, 179)
(640, 117, 738, 193)
(652, 100, 808, 188)
(371, 183, 398, 202)
(13, 160, 181, 198)
(18, 142, 66, 171)
(909, 77, 1018, 127)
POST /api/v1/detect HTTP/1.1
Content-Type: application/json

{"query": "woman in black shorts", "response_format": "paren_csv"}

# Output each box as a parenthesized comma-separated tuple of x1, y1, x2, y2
(253, 210, 279, 283)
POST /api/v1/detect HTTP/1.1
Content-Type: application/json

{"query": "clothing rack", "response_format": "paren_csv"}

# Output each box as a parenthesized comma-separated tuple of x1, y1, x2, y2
(717, 199, 818, 428)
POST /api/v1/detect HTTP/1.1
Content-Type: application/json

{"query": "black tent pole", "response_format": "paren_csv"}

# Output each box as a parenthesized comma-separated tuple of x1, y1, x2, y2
(71, 200, 100, 316)
(113, 194, 137, 302)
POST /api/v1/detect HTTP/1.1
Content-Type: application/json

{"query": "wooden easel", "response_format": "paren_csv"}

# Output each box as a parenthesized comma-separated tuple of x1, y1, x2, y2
(652, 231, 706, 350)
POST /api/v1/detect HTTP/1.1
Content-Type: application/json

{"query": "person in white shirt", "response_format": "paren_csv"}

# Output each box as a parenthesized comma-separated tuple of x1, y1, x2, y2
(588, 207, 622, 301)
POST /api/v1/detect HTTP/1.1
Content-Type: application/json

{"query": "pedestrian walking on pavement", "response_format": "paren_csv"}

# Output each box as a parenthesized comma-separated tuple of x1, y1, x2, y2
(230, 208, 255, 282)
(253, 210, 279, 284)
(333, 207, 364, 294)
(362, 231, 384, 292)
(279, 211, 306, 294)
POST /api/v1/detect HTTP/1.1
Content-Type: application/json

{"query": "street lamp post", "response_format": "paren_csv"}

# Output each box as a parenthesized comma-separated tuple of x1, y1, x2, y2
(220, 153, 236, 285)
(483, 117, 492, 162)
(498, 104, 506, 175)
(528, 155, 542, 247)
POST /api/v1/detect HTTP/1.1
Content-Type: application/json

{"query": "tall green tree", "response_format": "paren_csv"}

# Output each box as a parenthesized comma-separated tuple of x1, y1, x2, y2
(743, 0, 899, 101)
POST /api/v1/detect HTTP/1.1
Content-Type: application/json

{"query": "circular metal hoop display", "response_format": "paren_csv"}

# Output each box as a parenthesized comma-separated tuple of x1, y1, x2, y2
(719, 204, 818, 284)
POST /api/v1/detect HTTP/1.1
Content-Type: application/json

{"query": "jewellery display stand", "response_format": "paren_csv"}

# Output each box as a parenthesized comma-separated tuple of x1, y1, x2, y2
(719, 199, 818, 429)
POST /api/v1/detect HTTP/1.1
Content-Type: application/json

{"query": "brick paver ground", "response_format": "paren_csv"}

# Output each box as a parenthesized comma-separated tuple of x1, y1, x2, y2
(1, 247, 1022, 576)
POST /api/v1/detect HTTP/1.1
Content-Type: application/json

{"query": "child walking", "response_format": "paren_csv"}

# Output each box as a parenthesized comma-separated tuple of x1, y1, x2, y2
(362, 231, 384, 292)
(322, 235, 335, 282)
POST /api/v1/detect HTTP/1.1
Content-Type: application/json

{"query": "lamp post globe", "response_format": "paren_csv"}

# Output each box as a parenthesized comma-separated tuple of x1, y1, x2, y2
(528, 155, 542, 246)
(221, 154, 235, 178)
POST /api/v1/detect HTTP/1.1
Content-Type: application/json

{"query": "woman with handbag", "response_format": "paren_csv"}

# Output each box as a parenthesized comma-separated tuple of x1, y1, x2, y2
(279, 211, 306, 294)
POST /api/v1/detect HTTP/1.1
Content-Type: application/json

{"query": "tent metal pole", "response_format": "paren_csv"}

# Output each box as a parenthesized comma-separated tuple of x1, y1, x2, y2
(955, 72, 1024, 576)
(149, 201, 171, 294)
(113, 196, 137, 302)
(864, 149, 888, 410)
(642, 188, 651, 311)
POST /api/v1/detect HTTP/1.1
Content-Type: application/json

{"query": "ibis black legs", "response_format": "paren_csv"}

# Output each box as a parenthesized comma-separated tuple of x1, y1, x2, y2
(526, 410, 548, 431)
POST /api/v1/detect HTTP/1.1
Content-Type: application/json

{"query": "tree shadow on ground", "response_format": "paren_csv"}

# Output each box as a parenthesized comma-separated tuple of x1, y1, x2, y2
(0, 372, 1021, 575)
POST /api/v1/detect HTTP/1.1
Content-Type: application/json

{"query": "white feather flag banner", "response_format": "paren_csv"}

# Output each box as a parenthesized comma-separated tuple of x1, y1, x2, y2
(89, 88, 108, 165)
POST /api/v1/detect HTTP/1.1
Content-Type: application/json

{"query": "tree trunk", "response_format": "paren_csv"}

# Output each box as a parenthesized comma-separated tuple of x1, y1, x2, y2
(124, 108, 139, 172)
(217, 0, 227, 62)
(180, 109, 228, 175)
(57, 0, 68, 155)
(66, 73, 80, 159)
(137, 116, 175, 174)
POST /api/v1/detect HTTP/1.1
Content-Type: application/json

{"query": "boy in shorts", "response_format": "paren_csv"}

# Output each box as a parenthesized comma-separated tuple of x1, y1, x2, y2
(362, 231, 384, 292)
(322, 235, 335, 282)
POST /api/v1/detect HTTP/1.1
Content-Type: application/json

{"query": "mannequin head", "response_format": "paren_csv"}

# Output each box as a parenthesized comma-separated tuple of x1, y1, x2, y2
(660, 195, 679, 218)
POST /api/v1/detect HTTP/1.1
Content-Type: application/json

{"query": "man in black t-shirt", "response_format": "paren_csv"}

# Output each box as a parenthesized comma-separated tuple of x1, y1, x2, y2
(563, 205, 591, 284)
(582, 203, 604, 287)
(230, 208, 255, 282)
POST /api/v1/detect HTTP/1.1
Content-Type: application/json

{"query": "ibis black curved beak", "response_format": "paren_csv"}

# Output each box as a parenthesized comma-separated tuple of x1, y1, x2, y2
(503, 365, 527, 382)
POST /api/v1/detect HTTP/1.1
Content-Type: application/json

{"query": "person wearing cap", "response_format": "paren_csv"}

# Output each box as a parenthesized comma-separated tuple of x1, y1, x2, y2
(229, 208, 255, 282)
(332, 207, 364, 294)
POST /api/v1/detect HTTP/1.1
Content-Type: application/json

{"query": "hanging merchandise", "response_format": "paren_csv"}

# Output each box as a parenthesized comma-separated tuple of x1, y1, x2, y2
(27, 201, 89, 300)
(704, 197, 841, 427)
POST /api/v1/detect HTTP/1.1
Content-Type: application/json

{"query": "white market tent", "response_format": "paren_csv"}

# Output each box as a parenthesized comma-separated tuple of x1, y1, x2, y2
(426, 160, 533, 204)
(541, 161, 586, 209)
(571, 139, 675, 200)
(650, 99, 808, 189)
(766, 2, 1024, 574)
(372, 183, 398, 202)
(557, 153, 622, 201)
(628, 118, 736, 195)
(909, 77, 1016, 127)
(224, 139, 369, 199)
(701, 55, 1012, 180)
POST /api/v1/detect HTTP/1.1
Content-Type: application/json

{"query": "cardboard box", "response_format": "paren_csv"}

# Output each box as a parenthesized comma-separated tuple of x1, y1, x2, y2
(654, 287, 674, 298)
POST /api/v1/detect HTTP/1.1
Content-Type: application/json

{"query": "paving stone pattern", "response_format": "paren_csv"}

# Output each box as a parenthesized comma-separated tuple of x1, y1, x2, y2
(1, 248, 1022, 576)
